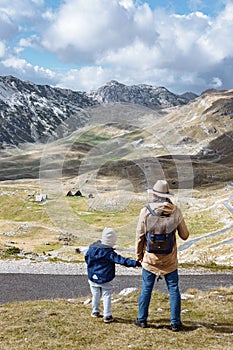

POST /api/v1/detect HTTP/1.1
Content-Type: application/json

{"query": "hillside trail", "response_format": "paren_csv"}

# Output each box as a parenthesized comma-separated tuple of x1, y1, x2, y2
(179, 182, 233, 251)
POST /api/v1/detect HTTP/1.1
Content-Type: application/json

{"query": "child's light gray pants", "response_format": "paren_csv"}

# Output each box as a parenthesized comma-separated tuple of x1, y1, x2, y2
(88, 280, 113, 317)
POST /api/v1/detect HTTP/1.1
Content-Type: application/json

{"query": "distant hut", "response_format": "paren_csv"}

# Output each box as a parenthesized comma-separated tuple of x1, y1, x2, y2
(35, 194, 47, 202)
(74, 190, 83, 197)
(66, 190, 74, 197)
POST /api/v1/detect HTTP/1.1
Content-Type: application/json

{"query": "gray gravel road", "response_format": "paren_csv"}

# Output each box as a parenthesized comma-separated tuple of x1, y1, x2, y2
(0, 273, 232, 305)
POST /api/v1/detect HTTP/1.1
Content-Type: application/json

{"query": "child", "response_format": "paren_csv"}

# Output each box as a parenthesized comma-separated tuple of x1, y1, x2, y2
(85, 227, 141, 323)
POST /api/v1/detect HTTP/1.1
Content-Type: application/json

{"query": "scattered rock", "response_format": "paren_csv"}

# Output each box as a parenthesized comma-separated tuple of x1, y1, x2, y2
(181, 293, 195, 300)
(119, 287, 138, 296)
(181, 309, 190, 313)
(35, 194, 47, 202)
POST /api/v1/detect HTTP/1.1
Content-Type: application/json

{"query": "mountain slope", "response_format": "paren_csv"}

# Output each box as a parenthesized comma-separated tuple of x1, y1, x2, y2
(0, 75, 96, 147)
(158, 89, 233, 163)
(89, 80, 197, 108)
(0, 76, 197, 148)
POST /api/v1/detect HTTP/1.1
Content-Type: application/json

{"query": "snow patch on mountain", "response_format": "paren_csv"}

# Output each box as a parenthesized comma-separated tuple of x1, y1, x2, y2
(0, 76, 197, 148)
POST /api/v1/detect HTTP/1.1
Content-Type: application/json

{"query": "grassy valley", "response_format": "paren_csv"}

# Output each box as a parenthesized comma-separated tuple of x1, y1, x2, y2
(0, 91, 232, 350)
(0, 96, 232, 266)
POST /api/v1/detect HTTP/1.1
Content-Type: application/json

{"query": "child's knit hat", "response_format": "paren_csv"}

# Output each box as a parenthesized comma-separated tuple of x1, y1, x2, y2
(101, 227, 117, 247)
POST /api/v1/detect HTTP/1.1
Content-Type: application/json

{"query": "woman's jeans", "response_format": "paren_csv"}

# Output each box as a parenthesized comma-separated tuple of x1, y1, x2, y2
(89, 280, 113, 317)
(137, 268, 181, 325)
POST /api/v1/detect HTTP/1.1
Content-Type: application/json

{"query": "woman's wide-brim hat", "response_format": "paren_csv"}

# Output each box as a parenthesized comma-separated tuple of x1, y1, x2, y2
(147, 180, 174, 197)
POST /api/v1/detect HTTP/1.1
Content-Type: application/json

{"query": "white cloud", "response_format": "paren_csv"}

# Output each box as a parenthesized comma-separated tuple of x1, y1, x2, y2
(1, 0, 233, 94)
(211, 77, 223, 88)
(55, 62, 207, 94)
(1, 55, 55, 83)
(0, 42, 5, 57)
(0, 0, 45, 43)
(2, 56, 32, 72)
(198, 1, 233, 62)
(0, 0, 43, 20)
(41, 0, 156, 63)
(41, 1, 233, 78)
(0, 11, 18, 40)
(18, 35, 42, 51)
(98, 40, 162, 74)
(119, 0, 134, 10)
(56, 66, 112, 91)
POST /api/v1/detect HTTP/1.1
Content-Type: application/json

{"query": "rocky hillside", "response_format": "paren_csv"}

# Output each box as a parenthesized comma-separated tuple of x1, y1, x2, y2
(0, 76, 197, 148)
(89, 80, 197, 108)
(0, 75, 96, 148)
(162, 88, 233, 166)
(83, 89, 233, 190)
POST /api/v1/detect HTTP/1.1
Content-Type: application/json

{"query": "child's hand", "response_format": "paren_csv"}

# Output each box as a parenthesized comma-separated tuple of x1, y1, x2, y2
(136, 260, 142, 267)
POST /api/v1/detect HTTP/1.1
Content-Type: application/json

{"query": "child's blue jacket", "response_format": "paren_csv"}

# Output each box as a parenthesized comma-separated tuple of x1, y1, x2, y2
(85, 240, 137, 283)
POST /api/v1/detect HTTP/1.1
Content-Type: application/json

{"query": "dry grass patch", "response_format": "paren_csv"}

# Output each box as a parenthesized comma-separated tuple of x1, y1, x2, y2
(185, 212, 224, 236)
(0, 179, 232, 263)
(0, 288, 232, 350)
(0, 189, 51, 224)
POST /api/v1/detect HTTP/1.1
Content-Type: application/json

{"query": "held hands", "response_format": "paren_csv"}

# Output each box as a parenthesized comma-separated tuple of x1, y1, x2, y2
(136, 260, 142, 267)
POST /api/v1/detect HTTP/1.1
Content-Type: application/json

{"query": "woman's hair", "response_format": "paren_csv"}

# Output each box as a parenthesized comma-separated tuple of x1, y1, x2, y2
(153, 195, 173, 204)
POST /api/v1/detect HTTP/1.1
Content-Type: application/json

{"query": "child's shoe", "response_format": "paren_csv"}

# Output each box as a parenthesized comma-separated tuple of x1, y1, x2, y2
(91, 312, 100, 317)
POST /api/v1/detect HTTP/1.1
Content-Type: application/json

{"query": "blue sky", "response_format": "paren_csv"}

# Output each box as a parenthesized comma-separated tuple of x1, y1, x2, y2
(0, 0, 232, 94)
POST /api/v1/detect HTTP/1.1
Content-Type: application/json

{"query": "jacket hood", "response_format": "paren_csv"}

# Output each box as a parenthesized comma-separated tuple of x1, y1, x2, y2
(151, 201, 175, 215)
(87, 240, 113, 260)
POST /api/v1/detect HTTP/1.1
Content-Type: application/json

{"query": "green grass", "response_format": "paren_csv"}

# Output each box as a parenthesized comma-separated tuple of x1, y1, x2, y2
(185, 212, 225, 236)
(179, 262, 233, 272)
(5, 246, 21, 255)
(0, 288, 232, 350)
(69, 197, 143, 225)
(73, 132, 111, 145)
(0, 191, 190, 234)
(0, 182, 231, 262)
(0, 191, 51, 224)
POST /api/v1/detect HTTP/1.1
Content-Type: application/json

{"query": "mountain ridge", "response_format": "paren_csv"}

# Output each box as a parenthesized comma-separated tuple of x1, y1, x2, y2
(88, 79, 197, 107)
(0, 75, 197, 148)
